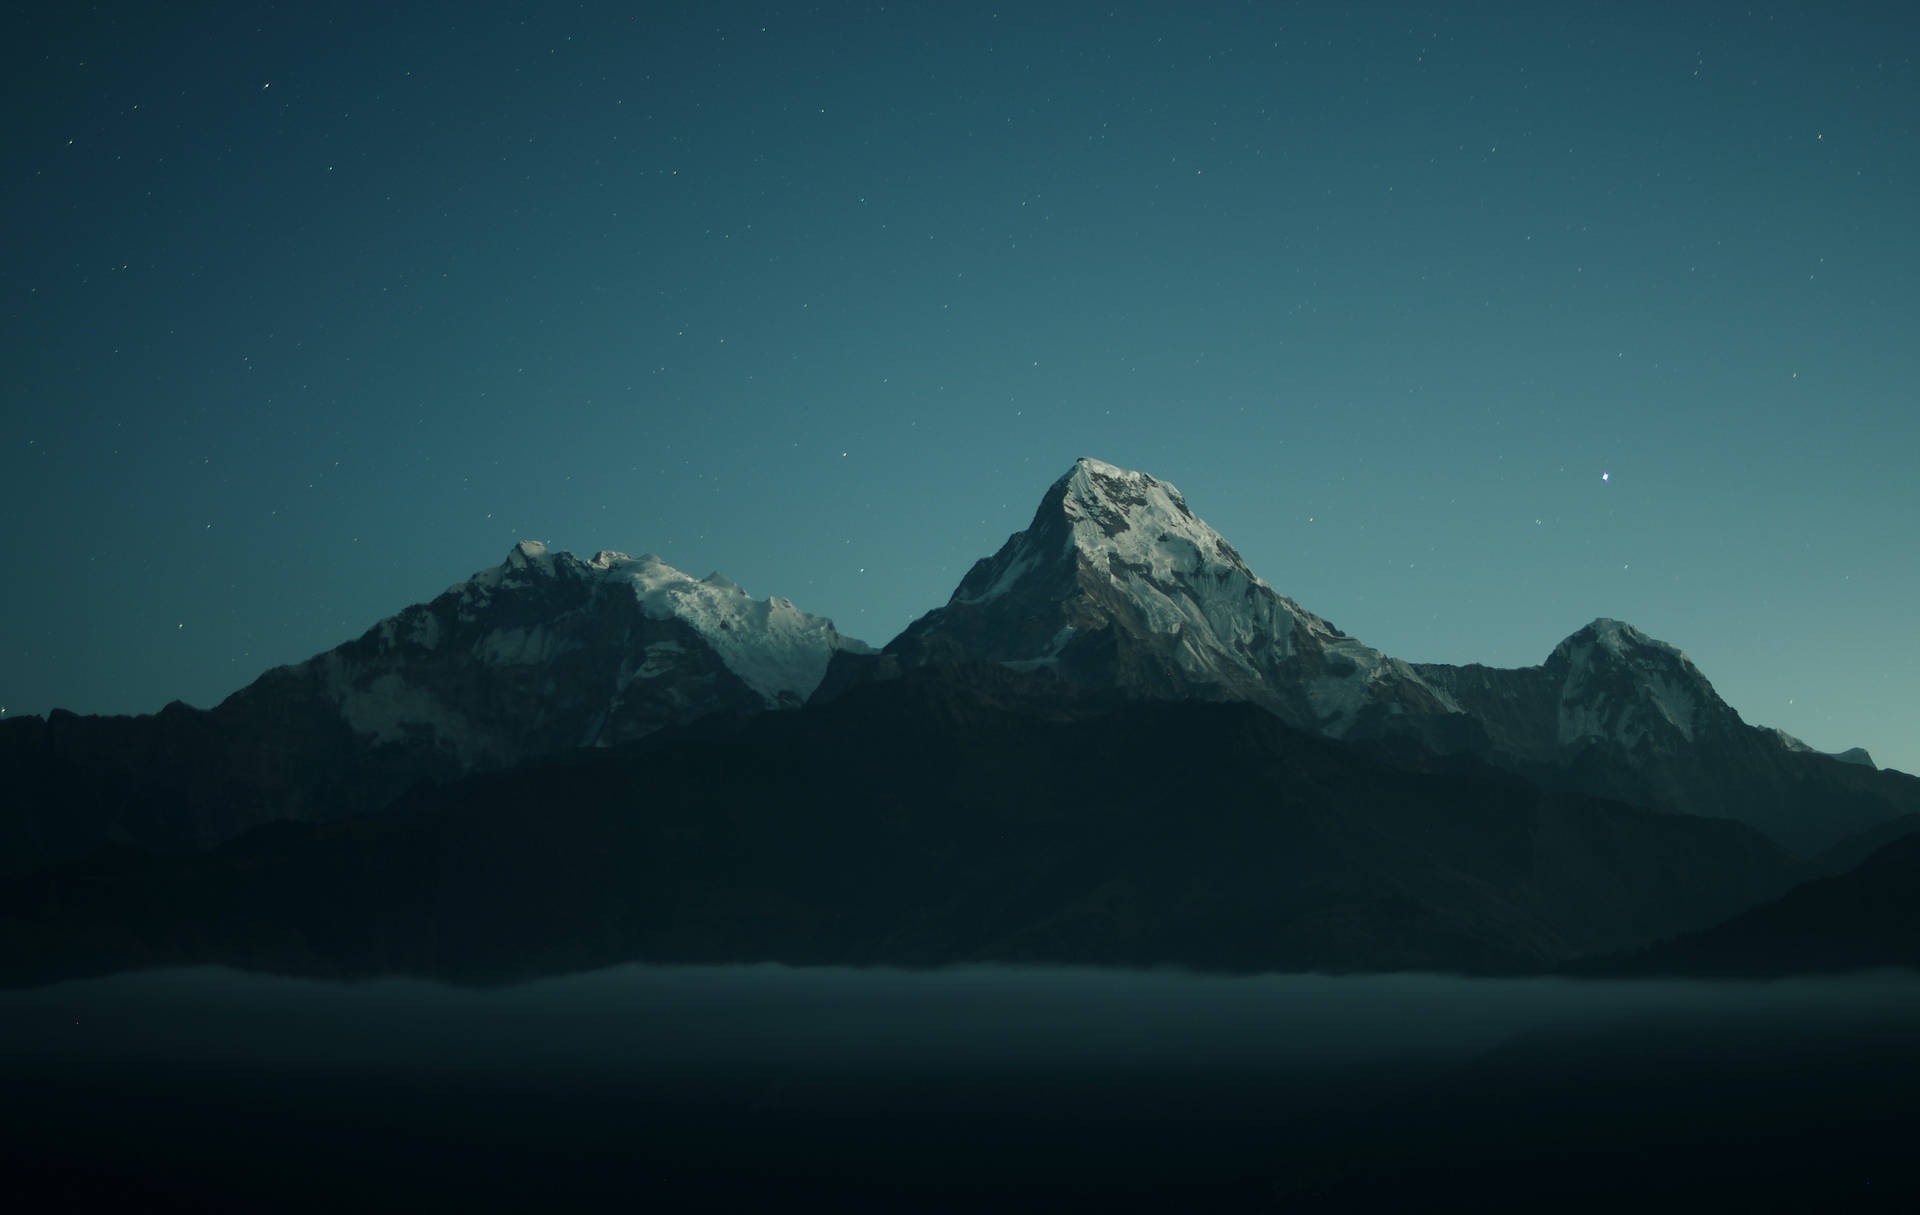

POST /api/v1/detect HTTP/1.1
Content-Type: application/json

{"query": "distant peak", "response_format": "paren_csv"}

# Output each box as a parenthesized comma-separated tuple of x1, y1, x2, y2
(1043, 457, 1209, 543)
(1060, 458, 1189, 507)
(497, 539, 561, 580)
(472, 543, 689, 595)
(1551, 617, 1686, 665)
(1579, 617, 1645, 645)
(1071, 455, 1133, 478)
(1768, 729, 1877, 768)
(940, 456, 1272, 615)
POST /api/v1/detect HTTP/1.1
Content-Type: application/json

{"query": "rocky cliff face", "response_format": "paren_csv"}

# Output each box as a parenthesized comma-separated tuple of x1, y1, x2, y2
(6, 460, 1912, 880)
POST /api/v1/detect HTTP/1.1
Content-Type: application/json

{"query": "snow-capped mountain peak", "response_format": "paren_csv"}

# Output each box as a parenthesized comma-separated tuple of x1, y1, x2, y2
(949, 458, 1267, 607)
(1546, 617, 1720, 747)
(470, 538, 560, 586)
(579, 548, 871, 706)
(887, 458, 1901, 853)
(1056, 456, 1267, 581)
(892, 458, 1448, 734)
(252, 541, 871, 774)
(1550, 617, 1687, 666)
(463, 544, 870, 707)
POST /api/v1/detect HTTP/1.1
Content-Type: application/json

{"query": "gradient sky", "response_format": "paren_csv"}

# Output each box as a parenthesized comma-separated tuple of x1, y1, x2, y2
(5, 1, 1916, 774)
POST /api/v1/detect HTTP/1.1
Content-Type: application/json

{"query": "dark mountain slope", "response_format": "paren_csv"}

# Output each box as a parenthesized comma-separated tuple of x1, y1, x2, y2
(1588, 828, 1920, 977)
(1, 666, 1798, 987)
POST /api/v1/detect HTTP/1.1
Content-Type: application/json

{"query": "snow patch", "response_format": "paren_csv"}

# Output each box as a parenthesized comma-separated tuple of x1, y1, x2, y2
(1059, 459, 1274, 594)
(581, 551, 869, 705)
(318, 660, 476, 758)
(1767, 726, 1816, 754)
(633, 640, 686, 680)
(1554, 622, 1705, 747)
(437, 545, 870, 706)
(475, 624, 566, 667)
(1004, 626, 1077, 672)
(953, 547, 1042, 606)
(1765, 729, 1876, 768)
(1056, 459, 1441, 727)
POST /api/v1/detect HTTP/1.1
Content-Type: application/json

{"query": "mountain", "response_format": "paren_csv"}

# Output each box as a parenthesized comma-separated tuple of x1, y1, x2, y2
(873, 457, 1459, 738)
(1586, 825, 1920, 977)
(1414, 620, 1915, 853)
(851, 458, 1916, 853)
(5, 456, 1914, 984)
(1768, 728, 1875, 768)
(0, 664, 1801, 987)
(244, 541, 869, 764)
(0, 543, 869, 875)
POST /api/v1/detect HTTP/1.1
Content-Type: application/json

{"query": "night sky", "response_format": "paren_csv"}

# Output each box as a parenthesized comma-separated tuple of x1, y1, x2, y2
(5, 2, 1915, 774)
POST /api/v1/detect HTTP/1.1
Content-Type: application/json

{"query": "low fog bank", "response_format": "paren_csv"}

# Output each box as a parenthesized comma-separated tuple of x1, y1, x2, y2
(8, 963, 1920, 1078)
(5, 965, 1918, 1210)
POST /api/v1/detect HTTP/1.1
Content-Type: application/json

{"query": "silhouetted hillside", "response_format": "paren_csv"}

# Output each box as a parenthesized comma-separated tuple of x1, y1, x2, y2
(1, 666, 1798, 986)
(1588, 829, 1920, 977)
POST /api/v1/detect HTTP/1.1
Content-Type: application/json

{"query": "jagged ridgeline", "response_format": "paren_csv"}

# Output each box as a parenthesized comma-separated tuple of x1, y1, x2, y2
(0, 545, 872, 876)
(855, 459, 1908, 852)
(3, 458, 1917, 982)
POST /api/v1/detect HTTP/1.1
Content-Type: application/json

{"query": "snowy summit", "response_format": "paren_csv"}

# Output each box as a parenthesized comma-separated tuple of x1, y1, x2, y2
(242, 540, 871, 772)
(890, 457, 1449, 733)
(459, 542, 869, 708)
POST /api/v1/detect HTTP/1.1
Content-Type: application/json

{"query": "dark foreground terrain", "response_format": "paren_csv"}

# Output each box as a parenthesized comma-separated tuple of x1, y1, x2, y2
(3, 965, 1917, 1212)
(1, 667, 1809, 987)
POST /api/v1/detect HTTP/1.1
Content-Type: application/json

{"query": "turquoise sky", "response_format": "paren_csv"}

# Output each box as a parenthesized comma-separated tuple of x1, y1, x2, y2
(5, 1, 1915, 773)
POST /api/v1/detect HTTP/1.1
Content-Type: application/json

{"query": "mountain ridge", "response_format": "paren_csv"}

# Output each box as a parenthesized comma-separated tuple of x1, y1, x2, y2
(0, 664, 1806, 987)
(0, 543, 871, 875)
(883, 458, 1457, 736)
(853, 457, 1908, 852)
(4, 456, 1916, 981)
(3, 456, 1910, 881)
